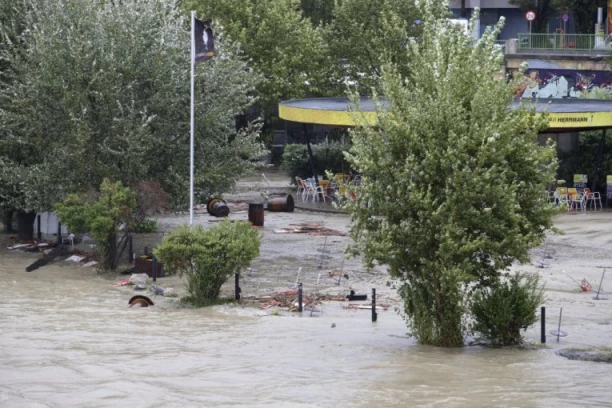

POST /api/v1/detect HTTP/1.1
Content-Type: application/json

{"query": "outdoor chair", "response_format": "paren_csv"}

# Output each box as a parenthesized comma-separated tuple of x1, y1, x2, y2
(303, 178, 324, 202)
(569, 191, 586, 212)
(583, 188, 603, 210)
(554, 187, 569, 207)
(295, 177, 306, 200)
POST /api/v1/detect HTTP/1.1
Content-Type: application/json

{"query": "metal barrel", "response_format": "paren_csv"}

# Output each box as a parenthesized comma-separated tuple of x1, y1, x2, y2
(266, 194, 294, 212)
(248, 203, 264, 227)
(206, 198, 230, 217)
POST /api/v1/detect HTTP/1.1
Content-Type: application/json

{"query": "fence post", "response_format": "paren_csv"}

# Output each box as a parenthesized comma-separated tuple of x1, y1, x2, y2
(297, 282, 303, 312)
(235, 273, 241, 300)
(152, 255, 158, 282)
(541, 306, 546, 344)
(372, 288, 377, 322)
(128, 235, 133, 263)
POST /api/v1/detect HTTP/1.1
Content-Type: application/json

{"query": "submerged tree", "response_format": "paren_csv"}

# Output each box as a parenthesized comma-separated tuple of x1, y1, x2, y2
(55, 179, 135, 271)
(345, 5, 557, 347)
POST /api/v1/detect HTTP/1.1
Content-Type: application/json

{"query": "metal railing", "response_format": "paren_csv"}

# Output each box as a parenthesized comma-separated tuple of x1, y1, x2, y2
(517, 33, 612, 51)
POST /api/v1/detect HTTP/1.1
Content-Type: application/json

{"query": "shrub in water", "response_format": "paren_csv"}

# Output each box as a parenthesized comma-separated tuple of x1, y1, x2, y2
(154, 221, 260, 306)
(470, 272, 545, 346)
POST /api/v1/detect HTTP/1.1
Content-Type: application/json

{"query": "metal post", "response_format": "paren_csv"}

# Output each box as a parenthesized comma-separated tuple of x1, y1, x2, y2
(189, 11, 196, 226)
(57, 222, 61, 245)
(540, 306, 546, 344)
(235, 273, 241, 300)
(128, 235, 133, 263)
(372, 288, 377, 322)
(297, 282, 303, 312)
(556, 308, 563, 342)
(594, 268, 607, 300)
(152, 255, 158, 282)
(37, 215, 41, 241)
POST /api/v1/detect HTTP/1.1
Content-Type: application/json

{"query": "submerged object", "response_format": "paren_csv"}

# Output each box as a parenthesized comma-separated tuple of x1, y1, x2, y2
(129, 295, 154, 307)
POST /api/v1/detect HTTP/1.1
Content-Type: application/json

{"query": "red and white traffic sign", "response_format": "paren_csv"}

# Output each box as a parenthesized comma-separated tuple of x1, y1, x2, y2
(525, 10, 536, 22)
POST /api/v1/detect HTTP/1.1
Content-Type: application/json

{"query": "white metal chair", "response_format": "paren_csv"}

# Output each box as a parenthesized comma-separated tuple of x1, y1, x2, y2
(583, 188, 603, 210)
(303, 178, 324, 202)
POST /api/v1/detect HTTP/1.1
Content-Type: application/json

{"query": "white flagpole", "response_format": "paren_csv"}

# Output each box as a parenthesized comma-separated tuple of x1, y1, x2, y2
(189, 11, 196, 226)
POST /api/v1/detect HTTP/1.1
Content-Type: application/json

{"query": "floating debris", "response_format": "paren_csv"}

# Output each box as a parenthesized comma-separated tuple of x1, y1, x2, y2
(273, 222, 346, 237)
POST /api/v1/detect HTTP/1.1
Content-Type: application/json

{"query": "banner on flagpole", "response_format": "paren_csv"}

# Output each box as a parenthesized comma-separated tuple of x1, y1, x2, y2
(194, 18, 215, 63)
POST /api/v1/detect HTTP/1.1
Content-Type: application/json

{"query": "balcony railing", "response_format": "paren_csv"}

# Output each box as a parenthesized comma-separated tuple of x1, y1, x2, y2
(517, 33, 612, 52)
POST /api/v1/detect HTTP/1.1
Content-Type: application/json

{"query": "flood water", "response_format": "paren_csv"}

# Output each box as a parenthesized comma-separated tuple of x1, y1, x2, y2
(1, 251, 611, 408)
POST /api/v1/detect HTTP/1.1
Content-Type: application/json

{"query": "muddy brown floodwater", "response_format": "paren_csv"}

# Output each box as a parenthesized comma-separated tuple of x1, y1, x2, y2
(1, 248, 612, 407)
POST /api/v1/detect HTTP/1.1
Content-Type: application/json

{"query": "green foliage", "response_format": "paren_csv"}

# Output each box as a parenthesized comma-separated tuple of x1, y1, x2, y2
(552, 0, 608, 34)
(281, 142, 350, 181)
(55, 179, 136, 270)
(556, 130, 612, 192)
(345, 6, 557, 347)
(0, 0, 263, 214)
(132, 218, 158, 233)
(154, 221, 260, 306)
(300, 0, 335, 26)
(323, 0, 448, 94)
(470, 272, 545, 346)
(181, 0, 329, 113)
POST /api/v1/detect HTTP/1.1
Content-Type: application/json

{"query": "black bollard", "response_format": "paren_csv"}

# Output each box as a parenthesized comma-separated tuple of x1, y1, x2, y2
(128, 236, 133, 263)
(372, 288, 377, 322)
(297, 282, 303, 312)
(152, 255, 158, 282)
(541, 306, 546, 344)
(37, 215, 42, 241)
(57, 222, 62, 245)
(235, 273, 241, 300)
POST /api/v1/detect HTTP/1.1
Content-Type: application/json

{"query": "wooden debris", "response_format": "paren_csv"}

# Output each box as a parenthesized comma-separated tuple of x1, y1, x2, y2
(273, 222, 346, 237)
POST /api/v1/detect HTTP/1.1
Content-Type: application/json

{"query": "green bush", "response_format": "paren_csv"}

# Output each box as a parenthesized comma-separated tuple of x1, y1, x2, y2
(55, 179, 135, 270)
(281, 142, 350, 182)
(470, 272, 545, 346)
(154, 221, 260, 306)
(132, 218, 158, 233)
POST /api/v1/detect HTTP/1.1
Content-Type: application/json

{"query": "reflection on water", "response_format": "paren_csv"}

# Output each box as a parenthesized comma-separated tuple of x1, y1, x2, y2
(1, 252, 610, 408)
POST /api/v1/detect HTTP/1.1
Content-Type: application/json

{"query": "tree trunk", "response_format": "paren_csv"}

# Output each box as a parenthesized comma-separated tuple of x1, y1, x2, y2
(103, 231, 118, 270)
(17, 211, 36, 241)
(2, 210, 14, 233)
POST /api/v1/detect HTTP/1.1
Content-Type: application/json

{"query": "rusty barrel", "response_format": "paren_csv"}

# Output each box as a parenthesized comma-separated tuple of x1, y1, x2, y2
(267, 194, 295, 212)
(248, 203, 264, 227)
(207, 198, 230, 217)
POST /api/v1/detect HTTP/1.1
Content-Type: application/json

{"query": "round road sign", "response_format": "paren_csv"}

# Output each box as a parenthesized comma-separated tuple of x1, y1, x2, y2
(562, 13, 569, 22)
(525, 10, 536, 22)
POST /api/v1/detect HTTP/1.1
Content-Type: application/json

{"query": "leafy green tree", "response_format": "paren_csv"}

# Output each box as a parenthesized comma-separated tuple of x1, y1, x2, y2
(181, 0, 329, 116)
(345, 7, 558, 347)
(552, 0, 608, 34)
(55, 179, 135, 271)
(509, 0, 555, 33)
(324, 0, 448, 94)
(154, 221, 260, 306)
(0, 0, 263, 228)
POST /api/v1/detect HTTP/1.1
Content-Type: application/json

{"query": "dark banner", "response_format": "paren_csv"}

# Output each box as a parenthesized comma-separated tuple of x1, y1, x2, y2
(194, 18, 215, 63)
